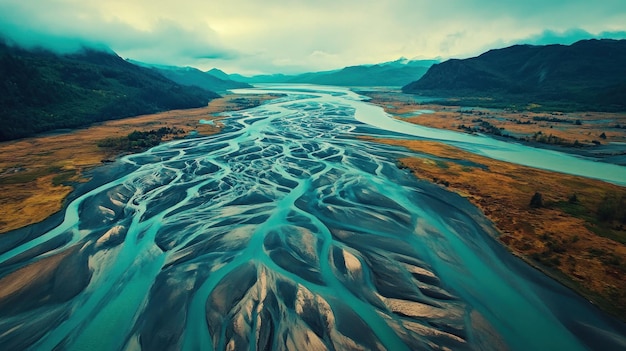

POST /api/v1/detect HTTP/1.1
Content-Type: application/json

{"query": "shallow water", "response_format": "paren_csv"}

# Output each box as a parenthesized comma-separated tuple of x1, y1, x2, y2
(0, 85, 625, 350)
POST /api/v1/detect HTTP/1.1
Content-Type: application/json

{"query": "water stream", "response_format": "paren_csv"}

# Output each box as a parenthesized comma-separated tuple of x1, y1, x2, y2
(0, 85, 624, 350)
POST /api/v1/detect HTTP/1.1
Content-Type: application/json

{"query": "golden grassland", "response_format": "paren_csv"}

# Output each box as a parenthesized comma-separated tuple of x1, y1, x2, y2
(0, 94, 276, 233)
(368, 138, 626, 318)
(2, 89, 626, 319)
(363, 91, 626, 319)
(366, 91, 626, 147)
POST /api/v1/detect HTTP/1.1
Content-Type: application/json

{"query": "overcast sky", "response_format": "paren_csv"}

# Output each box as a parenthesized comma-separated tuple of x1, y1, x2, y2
(1, 0, 625, 74)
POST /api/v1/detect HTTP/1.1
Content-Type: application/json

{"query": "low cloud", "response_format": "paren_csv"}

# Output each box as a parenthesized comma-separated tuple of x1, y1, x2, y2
(0, 1, 237, 66)
(1, 1, 626, 74)
(521, 28, 626, 46)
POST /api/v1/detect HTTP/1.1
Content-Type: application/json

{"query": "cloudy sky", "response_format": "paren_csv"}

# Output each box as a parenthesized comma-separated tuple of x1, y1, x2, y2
(1, 0, 625, 74)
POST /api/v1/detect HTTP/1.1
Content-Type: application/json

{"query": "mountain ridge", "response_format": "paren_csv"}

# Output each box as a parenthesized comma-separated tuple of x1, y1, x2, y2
(0, 41, 220, 141)
(128, 61, 251, 92)
(402, 39, 626, 110)
(221, 58, 438, 86)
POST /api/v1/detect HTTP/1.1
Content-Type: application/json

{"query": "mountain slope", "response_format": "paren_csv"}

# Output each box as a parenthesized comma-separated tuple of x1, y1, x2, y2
(146, 65, 251, 92)
(288, 62, 433, 86)
(402, 39, 626, 110)
(206, 68, 233, 81)
(229, 59, 437, 86)
(0, 42, 219, 141)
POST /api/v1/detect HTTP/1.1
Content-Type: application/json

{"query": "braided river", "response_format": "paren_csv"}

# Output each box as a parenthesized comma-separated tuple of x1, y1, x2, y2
(1, 85, 625, 350)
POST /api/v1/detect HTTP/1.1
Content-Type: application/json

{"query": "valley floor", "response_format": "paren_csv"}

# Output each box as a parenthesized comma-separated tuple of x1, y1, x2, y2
(364, 90, 626, 165)
(363, 90, 626, 320)
(1, 90, 625, 321)
(0, 94, 276, 234)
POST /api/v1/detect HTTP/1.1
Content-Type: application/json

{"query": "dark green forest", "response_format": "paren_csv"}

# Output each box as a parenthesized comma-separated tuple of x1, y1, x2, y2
(0, 41, 219, 141)
(402, 39, 626, 111)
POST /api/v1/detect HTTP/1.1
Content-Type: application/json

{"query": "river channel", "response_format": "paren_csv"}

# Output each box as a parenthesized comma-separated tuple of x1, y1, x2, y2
(0, 85, 624, 350)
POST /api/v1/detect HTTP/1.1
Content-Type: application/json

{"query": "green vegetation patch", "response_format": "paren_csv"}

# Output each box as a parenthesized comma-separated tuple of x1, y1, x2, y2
(555, 193, 626, 245)
(0, 165, 62, 185)
(0, 42, 219, 141)
(98, 127, 185, 153)
(52, 169, 78, 186)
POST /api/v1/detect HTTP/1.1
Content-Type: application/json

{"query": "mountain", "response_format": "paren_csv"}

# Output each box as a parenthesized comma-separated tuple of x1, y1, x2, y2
(227, 73, 295, 84)
(0, 41, 219, 141)
(402, 39, 626, 110)
(134, 63, 251, 92)
(289, 59, 435, 86)
(206, 68, 232, 81)
(228, 58, 438, 86)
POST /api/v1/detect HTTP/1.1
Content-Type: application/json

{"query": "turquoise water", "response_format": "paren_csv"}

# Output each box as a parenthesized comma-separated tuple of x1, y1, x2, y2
(0, 85, 624, 350)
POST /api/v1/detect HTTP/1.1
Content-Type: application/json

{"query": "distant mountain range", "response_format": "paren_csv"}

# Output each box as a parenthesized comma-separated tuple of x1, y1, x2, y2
(0, 41, 220, 141)
(7, 36, 621, 142)
(218, 58, 438, 86)
(129, 61, 251, 92)
(402, 39, 626, 110)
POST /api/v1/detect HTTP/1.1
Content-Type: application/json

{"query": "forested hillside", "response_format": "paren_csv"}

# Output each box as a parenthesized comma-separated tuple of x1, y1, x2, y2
(0, 41, 219, 141)
(403, 39, 626, 110)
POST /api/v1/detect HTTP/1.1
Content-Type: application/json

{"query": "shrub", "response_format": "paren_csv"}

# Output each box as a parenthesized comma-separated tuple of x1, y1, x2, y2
(597, 194, 626, 223)
(530, 192, 543, 208)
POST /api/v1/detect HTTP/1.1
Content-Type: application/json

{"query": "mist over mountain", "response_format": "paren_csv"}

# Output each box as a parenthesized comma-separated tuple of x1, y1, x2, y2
(223, 58, 438, 86)
(403, 39, 626, 110)
(0, 40, 219, 141)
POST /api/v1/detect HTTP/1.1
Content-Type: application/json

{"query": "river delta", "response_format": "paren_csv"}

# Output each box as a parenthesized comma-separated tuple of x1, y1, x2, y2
(1, 85, 625, 350)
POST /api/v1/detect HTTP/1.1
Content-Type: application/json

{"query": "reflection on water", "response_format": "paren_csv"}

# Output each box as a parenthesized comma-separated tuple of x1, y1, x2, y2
(0, 85, 624, 351)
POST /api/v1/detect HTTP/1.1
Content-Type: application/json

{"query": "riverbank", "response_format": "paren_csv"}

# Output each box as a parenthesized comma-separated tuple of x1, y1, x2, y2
(3, 86, 626, 323)
(363, 90, 626, 165)
(0, 94, 277, 234)
(361, 107, 626, 320)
